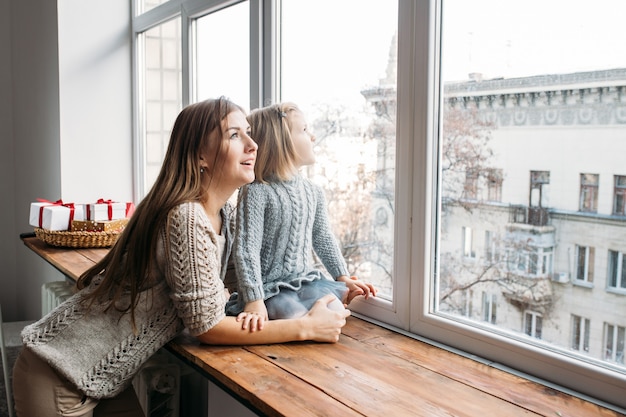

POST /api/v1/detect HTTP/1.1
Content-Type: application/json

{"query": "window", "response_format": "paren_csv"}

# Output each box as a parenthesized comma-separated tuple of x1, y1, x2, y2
(572, 315, 590, 353)
(506, 247, 552, 277)
(436, 0, 625, 406)
(608, 250, 626, 290)
(482, 292, 497, 324)
(462, 226, 476, 259)
(486, 168, 503, 202)
(575, 245, 594, 284)
(463, 169, 478, 200)
(484, 230, 498, 262)
(140, 17, 182, 193)
(281, 0, 398, 299)
(195, 3, 250, 109)
(614, 175, 626, 216)
(524, 311, 543, 339)
(604, 324, 625, 364)
(132, 0, 626, 408)
(580, 174, 599, 213)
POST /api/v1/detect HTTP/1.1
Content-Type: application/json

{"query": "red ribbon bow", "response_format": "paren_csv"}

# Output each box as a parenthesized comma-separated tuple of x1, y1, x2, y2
(36, 198, 75, 229)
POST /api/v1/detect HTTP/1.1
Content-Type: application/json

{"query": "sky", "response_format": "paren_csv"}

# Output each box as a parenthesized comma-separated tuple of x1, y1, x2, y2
(441, 0, 626, 82)
(196, 0, 626, 115)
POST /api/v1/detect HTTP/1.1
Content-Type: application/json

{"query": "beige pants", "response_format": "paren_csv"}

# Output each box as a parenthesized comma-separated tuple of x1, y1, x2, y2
(12, 347, 144, 417)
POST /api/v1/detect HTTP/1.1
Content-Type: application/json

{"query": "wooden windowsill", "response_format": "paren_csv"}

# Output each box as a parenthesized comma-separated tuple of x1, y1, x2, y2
(21, 236, 623, 417)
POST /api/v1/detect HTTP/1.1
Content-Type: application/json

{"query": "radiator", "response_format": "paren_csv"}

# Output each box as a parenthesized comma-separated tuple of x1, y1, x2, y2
(41, 281, 75, 316)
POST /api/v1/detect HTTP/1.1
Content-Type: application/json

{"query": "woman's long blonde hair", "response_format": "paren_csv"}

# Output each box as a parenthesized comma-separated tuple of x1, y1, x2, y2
(247, 102, 301, 183)
(77, 97, 244, 323)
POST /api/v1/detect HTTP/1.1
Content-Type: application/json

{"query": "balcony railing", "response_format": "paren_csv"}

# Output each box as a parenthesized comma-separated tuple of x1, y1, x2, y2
(509, 205, 549, 226)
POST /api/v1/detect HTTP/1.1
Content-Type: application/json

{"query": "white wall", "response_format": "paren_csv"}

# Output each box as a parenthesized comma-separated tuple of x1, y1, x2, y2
(4, 0, 132, 321)
(58, 0, 133, 203)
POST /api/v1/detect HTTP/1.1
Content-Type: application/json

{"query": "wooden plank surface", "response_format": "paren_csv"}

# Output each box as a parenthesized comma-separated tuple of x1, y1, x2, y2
(341, 319, 623, 417)
(22, 236, 97, 280)
(21, 236, 625, 417)
(168, 339, 361, 417)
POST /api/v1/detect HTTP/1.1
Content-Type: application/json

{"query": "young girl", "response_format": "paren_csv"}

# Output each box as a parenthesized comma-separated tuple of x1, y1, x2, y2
(227, 102, 376, 330)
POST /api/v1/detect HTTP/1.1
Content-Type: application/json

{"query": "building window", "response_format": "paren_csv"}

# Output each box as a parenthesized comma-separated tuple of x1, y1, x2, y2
(462, 226, 476, 259)
(524, 311, 543, 339)
(608, 250, 626, 290)
(604, 323, 625, 364)
(507, 247, 552, 277)
(484, 230, 499, 263)
(580, 173, 599, 213)
(486, 168, 503, 202)
(482, 292, 497, 324)
(530, 171, 550, 208)
(575, 245, 594, 284)
(613, 175, 626, 216)
(464, 169, 479, 200)
(571, 315, 590, 353)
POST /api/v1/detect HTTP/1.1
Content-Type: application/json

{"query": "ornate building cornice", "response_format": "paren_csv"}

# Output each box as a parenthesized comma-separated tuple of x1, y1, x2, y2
(444, 69, 626, 127)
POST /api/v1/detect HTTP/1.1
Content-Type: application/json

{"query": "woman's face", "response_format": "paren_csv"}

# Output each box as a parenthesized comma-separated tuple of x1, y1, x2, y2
(288, 111, 316, 167)
(204, 109, 257, 191)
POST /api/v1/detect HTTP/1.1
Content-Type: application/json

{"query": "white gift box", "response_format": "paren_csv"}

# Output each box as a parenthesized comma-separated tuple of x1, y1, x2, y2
(29, 201, 86, 231)
(86, 200, 132, 221)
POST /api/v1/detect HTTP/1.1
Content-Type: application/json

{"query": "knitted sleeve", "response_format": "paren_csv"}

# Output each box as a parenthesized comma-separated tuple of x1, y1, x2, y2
(165, 202, 226, 336)
(311, 184, 349, 278)
(234, 184, 267, 303)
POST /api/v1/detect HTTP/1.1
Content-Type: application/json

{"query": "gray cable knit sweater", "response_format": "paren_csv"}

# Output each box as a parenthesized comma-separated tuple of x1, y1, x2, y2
(21, 201, 233, 399)
(227, 174, 349, 315)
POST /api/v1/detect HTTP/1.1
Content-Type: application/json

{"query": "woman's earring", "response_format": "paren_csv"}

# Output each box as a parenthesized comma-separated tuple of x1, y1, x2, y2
(200, 167, 205, 173)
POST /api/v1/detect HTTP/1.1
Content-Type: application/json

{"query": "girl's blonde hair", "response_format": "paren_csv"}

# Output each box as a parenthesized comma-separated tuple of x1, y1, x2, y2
(247, 102, 301, 183)
(77, 97, 244, 326)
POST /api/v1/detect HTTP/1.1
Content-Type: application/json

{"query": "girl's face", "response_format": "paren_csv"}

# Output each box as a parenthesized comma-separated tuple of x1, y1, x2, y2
(203, 110, 258, 192)
(288, 110, 316, 168)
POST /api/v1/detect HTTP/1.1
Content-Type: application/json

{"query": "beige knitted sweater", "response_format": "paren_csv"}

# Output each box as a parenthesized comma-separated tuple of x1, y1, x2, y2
(21, 201, 233, 399)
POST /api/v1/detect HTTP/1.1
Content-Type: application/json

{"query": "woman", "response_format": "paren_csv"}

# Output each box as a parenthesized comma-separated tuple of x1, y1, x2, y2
(12, 97, 350, 417)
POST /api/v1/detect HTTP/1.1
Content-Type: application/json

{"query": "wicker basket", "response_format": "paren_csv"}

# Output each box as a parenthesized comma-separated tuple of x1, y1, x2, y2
(34, 227, 123, 248)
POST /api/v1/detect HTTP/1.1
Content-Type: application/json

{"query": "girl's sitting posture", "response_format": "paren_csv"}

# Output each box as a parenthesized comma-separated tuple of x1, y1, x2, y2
(226, 102, 377, 331)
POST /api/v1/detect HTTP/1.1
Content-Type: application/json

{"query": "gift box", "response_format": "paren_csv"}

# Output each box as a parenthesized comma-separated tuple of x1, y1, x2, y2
(86, 199, 135, 221)
(71, 218, 129, 232)
(29, 200, 86, 231)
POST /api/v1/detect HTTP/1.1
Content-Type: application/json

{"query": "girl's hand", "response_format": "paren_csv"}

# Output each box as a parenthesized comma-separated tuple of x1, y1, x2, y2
(337, 275, 378, 304)
(301, 294, 351, 343)
(236, 300, 268, 331)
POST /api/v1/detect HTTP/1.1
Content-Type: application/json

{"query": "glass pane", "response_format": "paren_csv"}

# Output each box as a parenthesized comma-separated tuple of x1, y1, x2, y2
(136, 0, 168, 15)
(437, 0, 626, 374)
(195, 2, 250, 110)
(142, 17, 183, 193)
(281, 0, 398, 299)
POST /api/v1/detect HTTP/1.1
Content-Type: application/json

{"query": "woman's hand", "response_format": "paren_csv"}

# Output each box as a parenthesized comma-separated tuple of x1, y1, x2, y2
(300, 294, 351, 343)
(337, 275, 378, 304)
(236, 299, 268, 331)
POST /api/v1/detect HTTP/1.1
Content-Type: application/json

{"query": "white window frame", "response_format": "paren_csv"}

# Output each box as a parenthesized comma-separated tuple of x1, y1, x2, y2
(524, 310, 543, 339)
(132, 0, 626, 409)
(461, 226, 476, 259)
(397, 1, 624, 408)
(608, 250, 626, 291)
(481, 292, 497, 324)
(571, 315, 590, 353)
(575, 245, 594, 285)
(604, 323, 625, 364)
